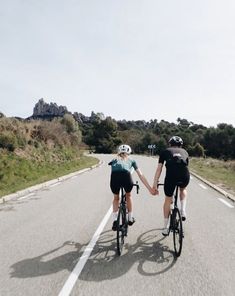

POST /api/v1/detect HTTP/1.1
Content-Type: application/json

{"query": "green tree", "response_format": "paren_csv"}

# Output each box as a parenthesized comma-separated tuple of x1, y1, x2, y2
(139, 132, 158, 154)
(90, 117, 121, 153)
(155, 137, 168, 155)
(61, 114, 79, 133)
(188, 143, 205, 157)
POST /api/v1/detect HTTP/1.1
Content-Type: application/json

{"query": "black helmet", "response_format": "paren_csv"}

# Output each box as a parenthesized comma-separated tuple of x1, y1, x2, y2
(169, 136, 183, 147)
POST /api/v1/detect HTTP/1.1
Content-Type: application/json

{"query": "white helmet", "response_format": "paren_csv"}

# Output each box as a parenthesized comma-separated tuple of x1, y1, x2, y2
(118, 144, 132, 155)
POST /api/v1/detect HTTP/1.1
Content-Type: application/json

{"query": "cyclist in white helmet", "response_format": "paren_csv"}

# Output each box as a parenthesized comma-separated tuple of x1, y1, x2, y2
(109, 144, 155, 231)
(152, 136, 190, 236)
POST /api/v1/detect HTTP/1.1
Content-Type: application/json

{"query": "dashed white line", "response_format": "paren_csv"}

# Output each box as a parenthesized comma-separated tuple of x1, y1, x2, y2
(218, 198, 234, 208)
(58, 205, 112, 296)
(199, 183, 207, 190)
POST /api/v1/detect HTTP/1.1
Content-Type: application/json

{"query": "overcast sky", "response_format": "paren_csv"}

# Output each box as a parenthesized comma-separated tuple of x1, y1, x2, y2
(1, 0, 235, 127)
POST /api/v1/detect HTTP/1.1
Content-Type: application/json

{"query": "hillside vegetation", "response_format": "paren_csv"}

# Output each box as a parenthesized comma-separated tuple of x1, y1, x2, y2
(0, 115, 98, 197)
(190, 158, 235, 195)
(1, 100, 235, 197)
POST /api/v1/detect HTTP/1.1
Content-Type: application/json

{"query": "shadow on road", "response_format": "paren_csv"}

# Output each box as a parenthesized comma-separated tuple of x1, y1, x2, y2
(10, 229, 176, 280)
(79, 228, 176, 281)
(10, 241, 84, 278)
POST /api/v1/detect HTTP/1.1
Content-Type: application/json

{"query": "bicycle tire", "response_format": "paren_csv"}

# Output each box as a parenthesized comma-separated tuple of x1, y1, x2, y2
(116, 206, 127, 255)
(172, 207, 183, 257)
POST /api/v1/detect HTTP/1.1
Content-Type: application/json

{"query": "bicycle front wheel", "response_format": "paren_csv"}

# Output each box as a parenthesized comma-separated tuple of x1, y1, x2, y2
(172, 208, 183, 257)
(116, 207, 127, 256)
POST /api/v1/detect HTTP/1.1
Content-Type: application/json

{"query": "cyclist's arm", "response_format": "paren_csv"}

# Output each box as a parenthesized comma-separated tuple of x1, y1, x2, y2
(152, 163, 163, 188)
(135, 168, 153, 193)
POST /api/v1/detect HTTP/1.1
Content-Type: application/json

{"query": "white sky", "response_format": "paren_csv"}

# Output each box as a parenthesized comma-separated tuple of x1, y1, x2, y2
(0, 0, 235, 127)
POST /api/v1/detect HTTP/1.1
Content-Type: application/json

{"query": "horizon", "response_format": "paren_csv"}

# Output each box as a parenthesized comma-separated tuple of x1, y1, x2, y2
(1, 97, 233, 129)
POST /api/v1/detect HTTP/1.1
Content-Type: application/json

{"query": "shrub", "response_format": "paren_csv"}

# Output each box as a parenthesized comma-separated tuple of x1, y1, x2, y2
(61, 114, 79, 133)
(188, 143, 205, 157)
(0, 132, 17, 151)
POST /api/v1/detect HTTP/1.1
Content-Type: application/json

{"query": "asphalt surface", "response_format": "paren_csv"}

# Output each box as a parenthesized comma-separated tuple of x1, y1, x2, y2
(0, 154, 234, 296)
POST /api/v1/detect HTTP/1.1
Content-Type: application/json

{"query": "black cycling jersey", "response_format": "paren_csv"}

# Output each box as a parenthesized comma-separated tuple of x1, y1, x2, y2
(159, 147, 190, 197)
(159, 147, 189, 168)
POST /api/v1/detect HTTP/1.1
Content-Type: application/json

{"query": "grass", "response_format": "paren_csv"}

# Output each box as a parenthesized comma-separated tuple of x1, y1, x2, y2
(190, 157, 235, 195)
(0, 149, 99, 197)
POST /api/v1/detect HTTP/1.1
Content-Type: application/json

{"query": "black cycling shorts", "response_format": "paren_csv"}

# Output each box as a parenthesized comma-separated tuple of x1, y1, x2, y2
(164, 172, 190, 197)
(110, 171, 134, 195)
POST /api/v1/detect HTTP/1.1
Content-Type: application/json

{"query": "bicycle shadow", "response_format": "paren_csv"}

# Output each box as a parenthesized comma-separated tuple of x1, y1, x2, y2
(10, 229, 176, 280)
(79, 228, 176, 281)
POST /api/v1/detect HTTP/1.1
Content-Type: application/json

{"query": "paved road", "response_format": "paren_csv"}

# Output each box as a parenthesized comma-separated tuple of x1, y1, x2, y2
(0, 154, 234, 296)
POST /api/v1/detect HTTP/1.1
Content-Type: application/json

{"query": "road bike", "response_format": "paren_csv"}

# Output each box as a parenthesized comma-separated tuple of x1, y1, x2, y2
(116, 182, 139, 256)
(157, 182, 184, 257)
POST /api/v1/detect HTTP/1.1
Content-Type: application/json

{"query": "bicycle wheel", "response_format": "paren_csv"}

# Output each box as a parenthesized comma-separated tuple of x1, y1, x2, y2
(116, 206, 127, 255)
(172, 208, 183, 257)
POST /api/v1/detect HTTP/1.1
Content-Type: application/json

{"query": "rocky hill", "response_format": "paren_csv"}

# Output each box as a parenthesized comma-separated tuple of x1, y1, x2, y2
(31, 98, 69, 119)
(29, 98, 104, 124)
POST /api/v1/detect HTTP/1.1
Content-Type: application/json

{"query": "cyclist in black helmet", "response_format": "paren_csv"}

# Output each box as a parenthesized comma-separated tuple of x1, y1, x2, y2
(152, 136, 190, 236)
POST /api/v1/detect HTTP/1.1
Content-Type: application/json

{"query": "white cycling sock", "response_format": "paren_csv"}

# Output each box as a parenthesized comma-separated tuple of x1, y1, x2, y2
(128, 212, 133, 220)
(112, 212, 118, 221)
(164, 218, 169, 228)
(181, 198, 187, 213)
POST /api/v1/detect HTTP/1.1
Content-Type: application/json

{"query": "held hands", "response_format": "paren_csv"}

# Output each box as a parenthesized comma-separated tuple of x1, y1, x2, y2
(149, 187, 159, 196)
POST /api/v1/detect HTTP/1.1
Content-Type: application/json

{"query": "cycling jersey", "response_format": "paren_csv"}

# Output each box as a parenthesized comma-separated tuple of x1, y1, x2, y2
(109, 157, 138, 194)
(159, 147, 190, 197)
(109, 158, 138, 173)
(159, 147, 189, 168)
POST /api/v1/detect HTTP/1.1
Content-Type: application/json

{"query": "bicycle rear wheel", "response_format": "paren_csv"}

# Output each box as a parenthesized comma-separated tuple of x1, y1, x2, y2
(172, 208, 183, 257)
(116, 206, 127, 255)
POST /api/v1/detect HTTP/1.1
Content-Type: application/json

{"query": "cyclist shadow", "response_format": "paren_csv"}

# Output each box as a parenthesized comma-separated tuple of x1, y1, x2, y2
(10, 230, 175, 280)
(79, 228, 177, 281)
(10, 241, 85, 278)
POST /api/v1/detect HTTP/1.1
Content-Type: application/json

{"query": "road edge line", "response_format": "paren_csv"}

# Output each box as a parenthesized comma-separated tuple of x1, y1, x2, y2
(190, 170, 235, 203)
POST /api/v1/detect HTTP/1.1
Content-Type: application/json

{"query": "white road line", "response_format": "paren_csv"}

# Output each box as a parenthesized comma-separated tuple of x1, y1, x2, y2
(18, 193, 35, 200)
(199, 183, 207, 190)
(218, 198, 234, 208)
(58, 206, 112, 296)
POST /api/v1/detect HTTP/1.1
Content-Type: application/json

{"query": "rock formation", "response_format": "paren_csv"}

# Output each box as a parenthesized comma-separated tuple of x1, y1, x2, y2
(32, 98, 69, 118)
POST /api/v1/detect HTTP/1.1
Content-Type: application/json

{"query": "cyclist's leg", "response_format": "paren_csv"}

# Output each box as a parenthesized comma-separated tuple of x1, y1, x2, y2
(111, 194, 119, 231)
(126, 192, 135, 225)
(126, 192, 132, 212)
(113, 194, 119, 217)
(162, 178, 175, 235)
(163, 196, 172, 219)
(110, 172, 121, 230)
(179, 187, 187, 220)
(123, 171, 135, 224)
(179, 172, 190, 220)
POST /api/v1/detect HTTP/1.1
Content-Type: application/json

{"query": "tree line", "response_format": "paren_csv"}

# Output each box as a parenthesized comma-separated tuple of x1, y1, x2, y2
(0, 111, 234, 160)
(81, 115, 235, 160)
